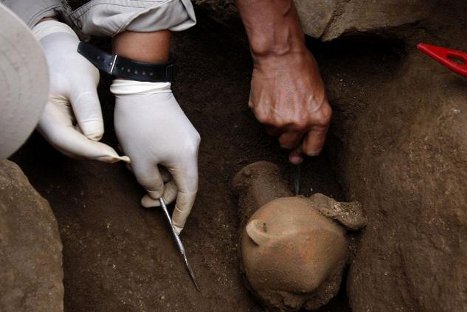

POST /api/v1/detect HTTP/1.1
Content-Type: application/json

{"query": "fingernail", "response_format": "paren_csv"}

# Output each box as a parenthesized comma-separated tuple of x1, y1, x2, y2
(141, 194, 160, 208)
(289, 154, 303, 165)
(119, 156, 131, 163)
(83, 121, 104, 141)
(96, 155, 120, 163)
(96, 155, 131, 163)
(306, 150, 321, 157)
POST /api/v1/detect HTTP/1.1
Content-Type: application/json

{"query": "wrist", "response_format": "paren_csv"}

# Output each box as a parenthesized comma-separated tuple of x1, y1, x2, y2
(250, 35, 306, 60)
(252, 47, 313, 72)
(113, 30, 170, 63)
(248, 18, 305, 59)
(110, 79, 171, 96)
(32, 19, 78, 41)
(236, 0, 305, 58)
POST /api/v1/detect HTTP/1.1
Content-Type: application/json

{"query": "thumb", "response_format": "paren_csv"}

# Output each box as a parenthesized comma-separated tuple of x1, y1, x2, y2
(130, 159, 166, 202)
(172, 190, 197, 234)
(69, 84, 104, 141)
(38, 99, 129, 163)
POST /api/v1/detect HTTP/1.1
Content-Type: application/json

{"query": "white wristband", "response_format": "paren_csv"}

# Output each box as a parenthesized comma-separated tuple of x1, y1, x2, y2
(32, 20, 78, 41)
(110, 79, 172, 96)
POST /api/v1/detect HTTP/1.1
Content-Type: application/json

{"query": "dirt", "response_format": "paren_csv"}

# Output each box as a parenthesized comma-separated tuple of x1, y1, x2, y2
(325, 2, 467, 310)
(11, 10, 348, 312)
(12, 2, 464, 311)
(299, 1, 466, 311)
(13, 1, 467, 312)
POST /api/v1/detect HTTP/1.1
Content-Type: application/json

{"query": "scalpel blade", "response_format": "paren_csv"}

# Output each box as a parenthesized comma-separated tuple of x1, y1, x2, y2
(159, 198, 200, 291)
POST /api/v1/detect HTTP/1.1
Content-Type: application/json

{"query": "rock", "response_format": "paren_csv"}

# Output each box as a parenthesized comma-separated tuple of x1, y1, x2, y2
(0, 160, 63, 312)
(233, 161, 366, 311)
(191, 0, 436, 41)
(295, 0, 437, 41)
(323, 2, 467, 310)
(294, 0, 338, 39)
(344, 54, 467, 311)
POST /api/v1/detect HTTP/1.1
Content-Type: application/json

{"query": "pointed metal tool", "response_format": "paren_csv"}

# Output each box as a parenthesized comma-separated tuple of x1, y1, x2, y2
(159, 198, 200, 291)
(292, 164, 301, 196)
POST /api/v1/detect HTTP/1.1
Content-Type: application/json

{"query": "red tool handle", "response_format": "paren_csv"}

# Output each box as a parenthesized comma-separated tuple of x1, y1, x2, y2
(417, 43, 467, 77)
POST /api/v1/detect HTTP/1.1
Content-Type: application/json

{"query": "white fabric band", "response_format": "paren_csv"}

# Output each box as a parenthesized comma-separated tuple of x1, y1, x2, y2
(32, 19, 78, 41)
(110, 79, 172, 96)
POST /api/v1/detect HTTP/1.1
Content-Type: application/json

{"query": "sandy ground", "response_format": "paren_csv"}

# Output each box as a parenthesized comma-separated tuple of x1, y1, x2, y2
(12, 12, 349, 312)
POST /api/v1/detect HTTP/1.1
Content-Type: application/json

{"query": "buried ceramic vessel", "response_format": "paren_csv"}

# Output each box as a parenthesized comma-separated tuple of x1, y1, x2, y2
(233, 161, 366, 311)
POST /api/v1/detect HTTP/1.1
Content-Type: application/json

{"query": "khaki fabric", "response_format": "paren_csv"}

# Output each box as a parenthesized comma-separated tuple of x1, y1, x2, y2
(70, 0, 196, 37)
(2, 0, 196, 35)
(0, 0, 64, 27)
(0, 3, 49, 158)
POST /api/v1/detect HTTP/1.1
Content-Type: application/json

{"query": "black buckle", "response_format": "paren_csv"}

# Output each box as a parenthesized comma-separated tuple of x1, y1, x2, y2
(78, 42, 175, 83)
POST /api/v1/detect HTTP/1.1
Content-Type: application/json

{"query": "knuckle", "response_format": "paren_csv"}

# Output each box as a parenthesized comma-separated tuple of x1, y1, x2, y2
(255, 111, 270, 125)
(318, 104, 332, 126)
(293, 118, 308, 130)
(138, 174, 163, 190)
(193, 131, 201, 145)
(254, 107, 276, 126)
(180, 135, 200, 155)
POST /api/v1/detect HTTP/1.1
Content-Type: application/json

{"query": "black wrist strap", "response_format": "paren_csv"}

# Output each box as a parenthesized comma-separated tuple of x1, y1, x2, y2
(77, 42, 175, 82)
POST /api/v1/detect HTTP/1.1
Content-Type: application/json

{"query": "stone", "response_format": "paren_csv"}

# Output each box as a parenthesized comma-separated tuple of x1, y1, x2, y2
(233, 161, 365, 311)
(0, 160, 63, 312)
(323, 2, 467, 310)
(295, 0, 437, 41)
(191, 0, 437, 41)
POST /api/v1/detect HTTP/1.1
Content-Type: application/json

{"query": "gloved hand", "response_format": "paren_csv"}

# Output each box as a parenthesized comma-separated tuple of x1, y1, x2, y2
(111, 80, 200, 234)
(32, 20, 128, 163)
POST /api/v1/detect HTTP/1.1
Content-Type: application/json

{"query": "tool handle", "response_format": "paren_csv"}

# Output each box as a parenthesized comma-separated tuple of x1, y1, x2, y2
(418, 43, 467, 77)
(160, 198, 186, 255)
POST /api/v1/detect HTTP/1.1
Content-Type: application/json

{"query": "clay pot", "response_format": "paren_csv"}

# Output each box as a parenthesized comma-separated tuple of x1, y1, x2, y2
(233, 161, 366, 311)
(241, 197, 348, 311)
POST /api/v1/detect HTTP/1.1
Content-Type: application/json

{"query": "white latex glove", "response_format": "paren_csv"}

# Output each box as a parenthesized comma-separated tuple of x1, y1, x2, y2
(111, 79, 200, 234)
(32, 20, 128, 163)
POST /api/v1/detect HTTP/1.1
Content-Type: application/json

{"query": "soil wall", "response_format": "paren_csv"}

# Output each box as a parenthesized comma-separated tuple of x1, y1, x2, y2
(323, 2, 467, 311)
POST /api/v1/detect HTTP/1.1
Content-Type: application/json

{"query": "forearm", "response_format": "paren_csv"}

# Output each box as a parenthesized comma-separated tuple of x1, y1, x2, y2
(113, 30, 171, 63)
(234, 0, 306, 58)
(235, 0, 331, 163)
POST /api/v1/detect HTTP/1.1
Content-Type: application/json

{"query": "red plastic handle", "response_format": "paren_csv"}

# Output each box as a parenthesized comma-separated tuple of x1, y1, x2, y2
(417, 43, 467, 77)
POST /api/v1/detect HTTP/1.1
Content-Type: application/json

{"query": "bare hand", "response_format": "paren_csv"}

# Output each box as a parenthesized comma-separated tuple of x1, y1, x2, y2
(249, 49, 332, 164)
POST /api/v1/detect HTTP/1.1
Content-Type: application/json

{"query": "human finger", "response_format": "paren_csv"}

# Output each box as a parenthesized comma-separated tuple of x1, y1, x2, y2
(131, 159, 165, 200)
(302, 124, 329, 156)
(141, 180, 178, 208)
(38, 100, 128, 163)
(69, 84, 104, 141)
(169, 159, 198, 234)
(288, 147, 304, 165)
(278, 130, 304, 150)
